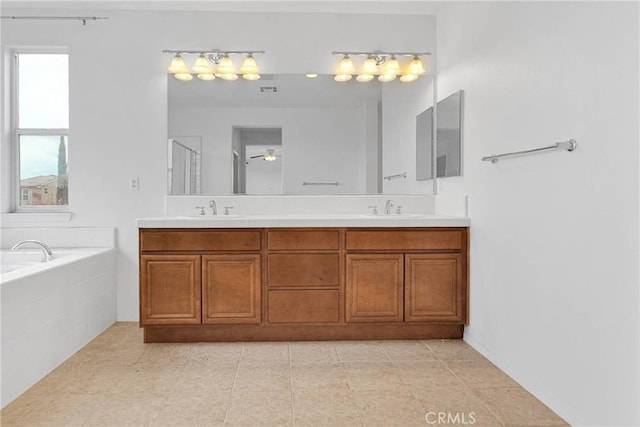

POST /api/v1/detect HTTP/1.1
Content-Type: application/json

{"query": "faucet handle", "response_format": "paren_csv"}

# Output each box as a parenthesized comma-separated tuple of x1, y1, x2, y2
(396, 206, 403, 214)
(195, 206, 205, 215)
(368, 205, 378, 215)
(223, 206, 234, 216)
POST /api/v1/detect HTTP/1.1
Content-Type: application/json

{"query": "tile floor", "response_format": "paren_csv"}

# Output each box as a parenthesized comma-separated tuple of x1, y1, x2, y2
(1, 323, 567, 426)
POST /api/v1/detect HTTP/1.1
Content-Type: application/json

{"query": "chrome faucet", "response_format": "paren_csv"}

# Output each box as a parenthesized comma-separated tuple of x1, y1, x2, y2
(209, 200, 217, 215)
(11, 240, 53, 261)
(384, 200, 394, 215)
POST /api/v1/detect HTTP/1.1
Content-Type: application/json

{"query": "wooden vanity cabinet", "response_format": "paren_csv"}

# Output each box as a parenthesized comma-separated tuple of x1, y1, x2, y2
(139, 227, 468, 342)
(345, 254, 404, 322)
(202, 255, 261, 324)
(266, 230, 341, 324)
(140, 254, 201, 325)
(139, 229, 261, 327)
(345, 229, 467, 324)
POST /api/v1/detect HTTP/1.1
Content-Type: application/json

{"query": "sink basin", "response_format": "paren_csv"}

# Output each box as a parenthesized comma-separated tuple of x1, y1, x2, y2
(360, 214, 424, 219)
(177, 215, 243, 219)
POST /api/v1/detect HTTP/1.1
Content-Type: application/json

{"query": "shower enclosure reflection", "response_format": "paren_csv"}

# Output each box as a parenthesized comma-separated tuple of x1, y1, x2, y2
(168, 137, 201, 194)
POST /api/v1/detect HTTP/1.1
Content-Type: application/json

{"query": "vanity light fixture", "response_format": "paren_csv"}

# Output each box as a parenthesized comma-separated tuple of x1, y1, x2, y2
(331, 50, 430, 83)
(163, 49, 265, 81)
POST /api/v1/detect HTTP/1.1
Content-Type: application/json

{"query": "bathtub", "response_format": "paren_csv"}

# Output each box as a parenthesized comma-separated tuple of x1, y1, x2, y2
(1, 238, 117, 408)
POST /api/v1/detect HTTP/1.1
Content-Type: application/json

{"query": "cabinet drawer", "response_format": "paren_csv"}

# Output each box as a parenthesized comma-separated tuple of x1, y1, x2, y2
(268, 290, 339, 323)
(267, 230, 339, 250)
(268, 254, 339, 287)
(140, 230, 261, 252)
(346, 230, 462, 251)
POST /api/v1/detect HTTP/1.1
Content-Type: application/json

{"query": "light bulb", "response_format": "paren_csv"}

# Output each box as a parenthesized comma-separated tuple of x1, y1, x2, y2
(240, 54, 259, 74)
(399, 74, 419, 82)
(197, 73, 216, 81)
(242, 73, 261, 81)
(217, 55, 235, 74)
(334, 74, 352, 82)
(338, 55, 356, 75)
(362, 56, 378, 74)
(382, 55, 400, 76)
(408, 56, 426, 75)
(305, 73, 318, 78)
(174, 73, 193, 81)
(192, 54, 212, 73)
(356, 74, 374, 82)
(168, 54, 188, 74)
(378, 73, 396, 82)
(219, 73, 238, 81)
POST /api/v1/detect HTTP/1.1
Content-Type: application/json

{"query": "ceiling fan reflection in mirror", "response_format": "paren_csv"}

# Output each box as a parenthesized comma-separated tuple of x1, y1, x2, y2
(247, 148, 282, 163)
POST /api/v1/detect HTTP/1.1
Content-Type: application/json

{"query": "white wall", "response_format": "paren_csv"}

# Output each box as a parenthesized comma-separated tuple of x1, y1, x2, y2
(382, 76, 435, 194)
(0, 8, 435, 321)
(436, 2, 639, 425)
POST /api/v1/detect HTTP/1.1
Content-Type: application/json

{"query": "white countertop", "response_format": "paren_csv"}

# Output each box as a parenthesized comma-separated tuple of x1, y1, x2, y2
(136, 214, 470, 228)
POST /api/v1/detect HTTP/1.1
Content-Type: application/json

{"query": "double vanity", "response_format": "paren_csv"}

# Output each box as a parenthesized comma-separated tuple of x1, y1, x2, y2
(137, 202, 470, 343)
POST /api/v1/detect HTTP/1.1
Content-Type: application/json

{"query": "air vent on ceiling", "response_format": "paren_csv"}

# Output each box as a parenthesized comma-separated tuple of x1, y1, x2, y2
(260, 86, 278, 93)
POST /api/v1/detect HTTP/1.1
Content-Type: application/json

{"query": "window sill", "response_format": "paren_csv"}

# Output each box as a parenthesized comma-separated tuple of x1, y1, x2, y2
(1, 212, 73, 227)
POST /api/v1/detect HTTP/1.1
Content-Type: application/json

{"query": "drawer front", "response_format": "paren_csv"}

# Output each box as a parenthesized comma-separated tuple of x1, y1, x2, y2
(346, 230, 462, 251)
(268, 254, 339, 288)
(268, 290, 339, 323)
(140, 230, 261, 252)
(267, 230, 340, 251)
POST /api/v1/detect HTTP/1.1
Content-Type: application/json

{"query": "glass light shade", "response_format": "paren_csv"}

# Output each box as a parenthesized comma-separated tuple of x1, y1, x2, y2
(240, 54, 259, 74)
(197, 73, 216, 81)
(338, 55, 356, 75)
(168, 54, 188, 73)
(217, 55, 235, 74)
(399, 74, 419, 82)
(242, 73, 261, 81)
(334, 74, 352, 82)
(378, 73, 396, 82)
(408, 56, 426, 75)
(305, 73, 318, 78)
(219, 73, 238, 81)
(356, 74, 374, 82)
(174, 73, 193, 81)
(382, 56, 400, 76)
(192, 54, 212, 73)
(362, 57, 378, 74)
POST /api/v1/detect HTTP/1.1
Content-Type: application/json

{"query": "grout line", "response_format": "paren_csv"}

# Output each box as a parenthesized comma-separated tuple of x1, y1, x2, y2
(289, 343, 296, 427)
(427, 340, 506, 427)
(221, 344, 244, 426)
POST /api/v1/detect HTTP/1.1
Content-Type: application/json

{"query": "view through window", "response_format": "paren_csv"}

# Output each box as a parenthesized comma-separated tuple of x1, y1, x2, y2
(16, 53, 69, 208)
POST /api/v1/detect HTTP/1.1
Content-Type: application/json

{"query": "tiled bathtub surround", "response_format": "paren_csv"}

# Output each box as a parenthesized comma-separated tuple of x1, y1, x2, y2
(1, 227, 117, 408)
(0, 226, 115, 249)
(165, 194, 468, 217)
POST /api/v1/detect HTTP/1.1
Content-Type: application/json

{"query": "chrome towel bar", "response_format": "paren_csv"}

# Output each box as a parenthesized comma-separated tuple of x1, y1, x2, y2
(302, 181, 340, 186)
(384, 172, 407, 181)
(482, 139, 577, 164)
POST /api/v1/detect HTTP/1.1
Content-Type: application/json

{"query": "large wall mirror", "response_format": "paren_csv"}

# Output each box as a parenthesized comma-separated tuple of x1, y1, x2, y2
(168, 73, 435, 195)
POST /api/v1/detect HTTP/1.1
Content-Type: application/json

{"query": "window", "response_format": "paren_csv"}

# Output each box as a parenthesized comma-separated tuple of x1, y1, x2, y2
(12, 51, 69, 210)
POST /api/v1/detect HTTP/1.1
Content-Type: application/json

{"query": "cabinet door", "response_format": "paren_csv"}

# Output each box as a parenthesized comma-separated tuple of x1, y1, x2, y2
(140, 255, 201, 326)
(405, 254, 463, 322)
(345, 254, 403, 323)
(202, 255, 261, 324)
